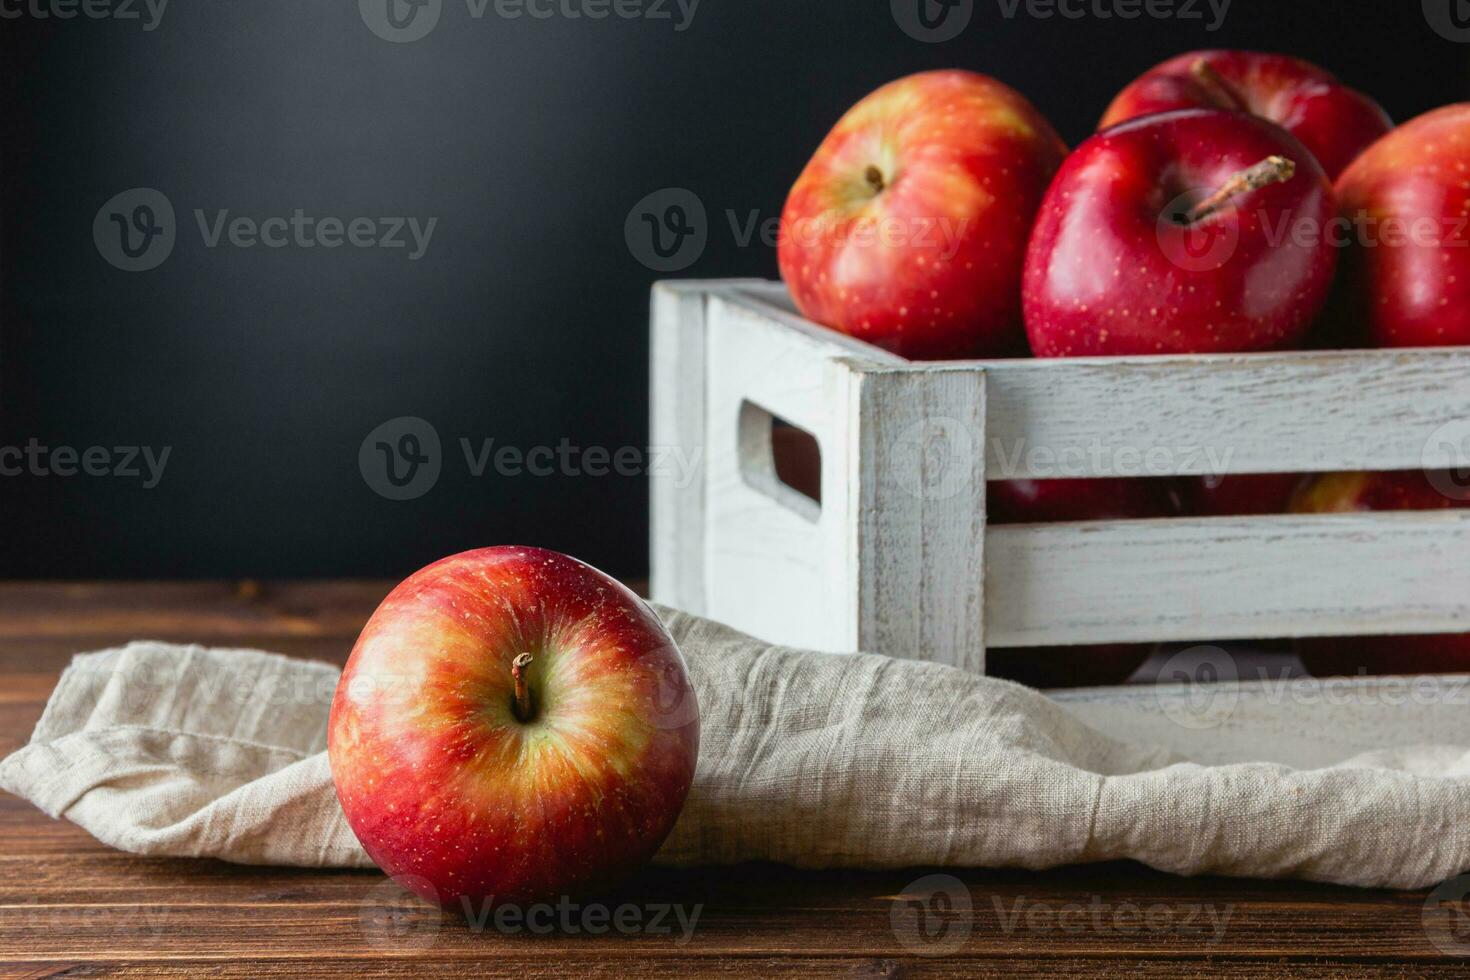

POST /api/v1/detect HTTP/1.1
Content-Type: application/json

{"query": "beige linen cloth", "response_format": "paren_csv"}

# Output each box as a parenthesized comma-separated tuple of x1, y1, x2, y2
(4, 603, 1470, 890)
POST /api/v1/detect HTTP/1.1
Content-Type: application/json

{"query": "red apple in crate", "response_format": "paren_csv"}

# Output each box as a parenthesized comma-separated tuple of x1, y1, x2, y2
(779, 70, 1067, 359)
(329, 547, 699, 910)
(1099, 51, 1391, 179)
(1179, 473, 1306, 516)
(1334, 104, 1470, 347)
(988, 477, 1178, 523)
(1291, 472, 1470, 675)
(1024, 109, 1339, 357)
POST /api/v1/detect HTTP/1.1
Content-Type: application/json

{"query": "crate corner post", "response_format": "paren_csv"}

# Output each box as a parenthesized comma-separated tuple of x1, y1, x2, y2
(847, 362, 989, 673)
(649, 280, 711, 617)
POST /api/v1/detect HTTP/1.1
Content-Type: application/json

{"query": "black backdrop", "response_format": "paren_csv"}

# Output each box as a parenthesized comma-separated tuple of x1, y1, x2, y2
(1, 1, 1465, 579)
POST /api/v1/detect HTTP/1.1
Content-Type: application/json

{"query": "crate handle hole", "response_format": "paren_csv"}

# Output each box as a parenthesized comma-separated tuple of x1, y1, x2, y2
(737, 401, 822, 522)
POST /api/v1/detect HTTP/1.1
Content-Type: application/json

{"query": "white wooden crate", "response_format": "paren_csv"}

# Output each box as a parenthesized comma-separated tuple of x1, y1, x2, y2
(650, 279, 1470, 674)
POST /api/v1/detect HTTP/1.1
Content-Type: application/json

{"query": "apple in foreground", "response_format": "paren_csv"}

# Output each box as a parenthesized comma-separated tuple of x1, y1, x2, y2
(1024, 109, 1338, 357)
(1291, 472, 1470, 675)
(329, 546, 699, 910)
(779, 69, 1067, 359)
(1334, 104, 1470, 348)
(1098, 50, 1391, 180)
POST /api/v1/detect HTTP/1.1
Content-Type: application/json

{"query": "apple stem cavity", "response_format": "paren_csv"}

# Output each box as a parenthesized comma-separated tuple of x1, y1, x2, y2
(1189, 58, 1247, 113)
(864, 165, 885, 195)
(1183, 155, 1297, 225)
(511, 652, 535, 723)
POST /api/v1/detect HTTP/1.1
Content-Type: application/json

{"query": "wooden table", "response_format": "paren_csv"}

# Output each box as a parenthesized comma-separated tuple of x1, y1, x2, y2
(1, 582, 1464, 977)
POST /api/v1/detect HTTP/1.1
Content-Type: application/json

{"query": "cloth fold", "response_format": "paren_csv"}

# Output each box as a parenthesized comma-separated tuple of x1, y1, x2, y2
(4, 604, 1470, 889)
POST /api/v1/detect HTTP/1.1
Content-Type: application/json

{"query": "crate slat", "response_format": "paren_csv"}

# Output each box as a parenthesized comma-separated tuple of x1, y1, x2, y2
(724, 283, 1470, 479)
(987, 512, 1470, 647)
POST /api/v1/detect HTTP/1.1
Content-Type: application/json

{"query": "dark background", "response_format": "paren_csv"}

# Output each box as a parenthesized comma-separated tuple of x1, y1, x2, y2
(1, 1, 1465, 580)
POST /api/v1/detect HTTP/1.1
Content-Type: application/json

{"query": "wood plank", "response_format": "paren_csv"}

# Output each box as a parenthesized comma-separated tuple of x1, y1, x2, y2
(0, 581, 393, 641)
(726, 280, 1470, 479)
(0, 858, 1451, 962)
(852, 365, 988, 670)
(988, 511, 1470, 646)
(19, 959, 1470, 978)
(0, 582, 1461, 973)
(650, 280, 719, 616)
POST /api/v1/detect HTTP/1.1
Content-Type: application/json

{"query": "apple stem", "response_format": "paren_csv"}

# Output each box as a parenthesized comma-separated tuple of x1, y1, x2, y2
(1189, 58, 1247, 113)
(1183, 156, 1297, 225)
(511, 652, 534, 722)
(864, 165, 885, 195)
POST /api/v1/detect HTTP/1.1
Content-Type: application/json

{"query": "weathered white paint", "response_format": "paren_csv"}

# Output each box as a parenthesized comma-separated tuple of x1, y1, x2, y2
(988, 512, 1470, 647)
(650, 280, 1470, 672)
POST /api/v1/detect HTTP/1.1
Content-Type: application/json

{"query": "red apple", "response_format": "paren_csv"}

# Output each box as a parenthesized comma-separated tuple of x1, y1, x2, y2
(1334, 104, 1470, 348)
(1099, 51, 1391, 180)
(329, 547, 699, 910)
(988, 477, 1177, 523)
(779, 70, 1067, 359)
(1291, 472, 1470, 675)
(1024, 109, 1339, 357)
(1178, 473, 1306, 516)
(1290, 470, 1465, 514)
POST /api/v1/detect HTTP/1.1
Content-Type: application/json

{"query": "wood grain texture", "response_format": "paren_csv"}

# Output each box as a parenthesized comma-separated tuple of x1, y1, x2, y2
(987, 511, 1470, 646)
(1, 582, 1463, 974)
(851, 365, 988, 671)
(727, 281, 1470, 478)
